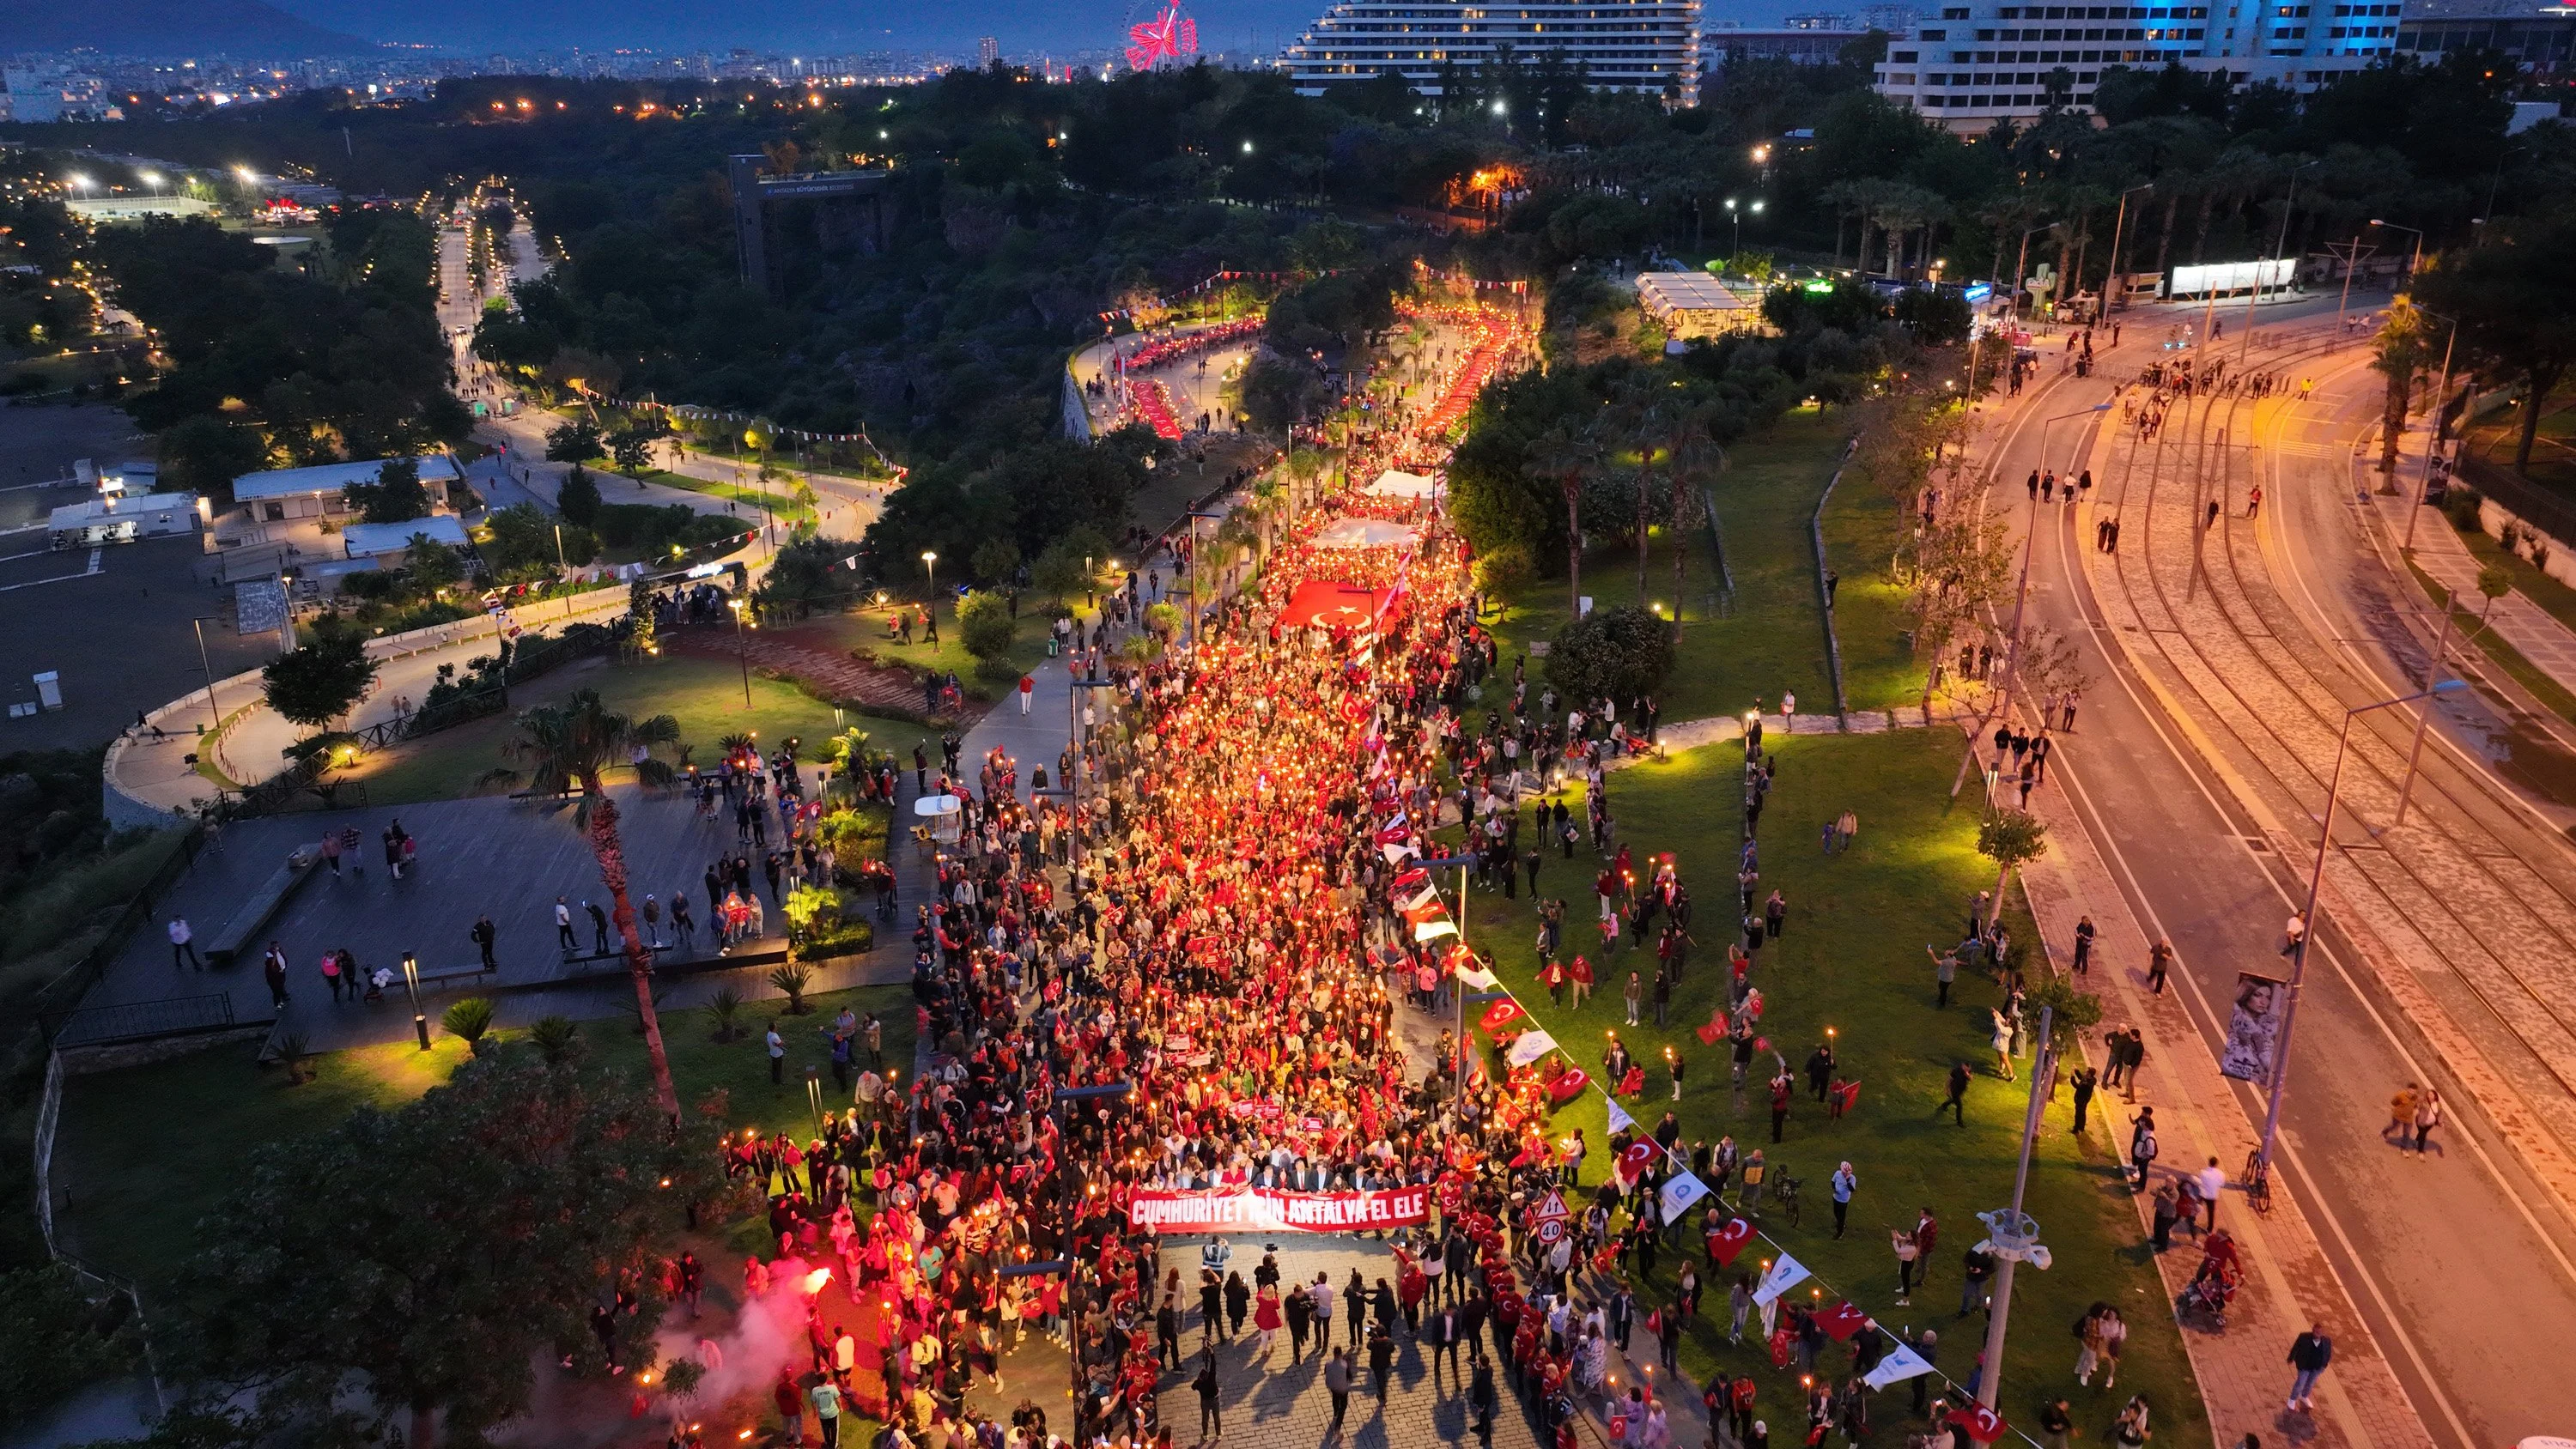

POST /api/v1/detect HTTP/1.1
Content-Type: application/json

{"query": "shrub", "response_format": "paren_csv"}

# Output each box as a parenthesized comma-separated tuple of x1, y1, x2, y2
(1544, 604, 1677, 705)
(1473, 542, 1535, 599)
(768, 962, 813, 1014)
(2441, 487, 2483, 533)
(441, 997, 498, 1052)
(528, 1014, 583, 1064)
(957, 590, 1016, 661)
(705, 985, 744, 1042)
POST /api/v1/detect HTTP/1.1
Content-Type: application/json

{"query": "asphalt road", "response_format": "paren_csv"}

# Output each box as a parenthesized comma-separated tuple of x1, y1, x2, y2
(1978, 295, 2576, 1449)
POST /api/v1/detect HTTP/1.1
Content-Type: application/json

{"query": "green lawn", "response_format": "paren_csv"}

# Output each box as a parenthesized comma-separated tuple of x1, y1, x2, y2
(343, 652, 939, 806)
(1822, 463, 1929, 712)
(52, 983, 915, 1290)
(1488, 409, 1852, 726)
(2433, 511, 2576, 642)
(840, 597, 1074, 686)
(1460, 731, 2204, 1449)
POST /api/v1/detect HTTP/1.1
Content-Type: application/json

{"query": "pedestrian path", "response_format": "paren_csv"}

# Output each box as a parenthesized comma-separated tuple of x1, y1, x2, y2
(2366, 433, 2576, 699)
(2012, 734, 2435, 1449)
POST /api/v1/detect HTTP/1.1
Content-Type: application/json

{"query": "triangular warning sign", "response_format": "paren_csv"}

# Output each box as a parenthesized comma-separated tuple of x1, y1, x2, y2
(1528, 1188, 1571, 1226)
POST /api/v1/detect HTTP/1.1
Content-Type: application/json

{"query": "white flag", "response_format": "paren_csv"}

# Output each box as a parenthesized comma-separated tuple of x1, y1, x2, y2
(1659, 1170, 1710, 1223)
(1752, 1252, 1811, 1307)
(1455, 962, 1499, 991)
(1381, 843, 1418, 866)
(1605, 1098, 1637, 1135)
(1413, 919, 1458, 943)
(1507, 1030, 1561, 1068)
(1863, 1343, 1935, 1390)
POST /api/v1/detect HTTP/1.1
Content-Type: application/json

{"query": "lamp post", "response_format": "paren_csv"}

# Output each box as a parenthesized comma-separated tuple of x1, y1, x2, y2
(1186, 509, 1224, 650)
(2010, 223, 2052, 322)
(402, 950, 429, 1050)
(1419, 852, 1477, 1081)
(920, 550, 939, 621)
(2403, 310, 2460, 553)
(2369, 219, 2425, 289)
(2103, 184, 2153, 318)
(191, 617, 222, 738)
(2240, 161, 2319, 368)
(1722, 197, 1765, 256)
(1974, 1006, 2055, 1412)
(1953, 404, 2111, 799)
(728, 596, 753, 709)
(2253, 681, 2470, 1188)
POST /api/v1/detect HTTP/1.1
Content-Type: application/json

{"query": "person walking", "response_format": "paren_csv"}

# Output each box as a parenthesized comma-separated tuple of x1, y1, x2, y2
(2411, 1086, 2443, 1156)
(1829, 1161, 1856, 1239)
(1193, 1349, 1222, 1439)
(471, 913, 499, 970)
(809, 1375, 843, 1448)
(1940, 1062, 1970, 1125)
(2286, 1325, 2333, 1411)
(766, 1020, 786, 1084)
(169, 916, 202, 970)
(261, 942, 290, 1008)
(1367, 1320, 1394, 1403)
(2384, 1082, 2420, 1142)
(319, 949, 344, 1003)
(556, 896, 578, 955)
(2146, 938, 2172, 995)
(2070, 1063, 2099, 1135)
(586, 900, 611, 955)
(1324, 1348, 1354, 1437)
(2128, 1107, 2160, 1193)
(1018, 673, 1036, 716)
(2194, 1157, 2226, 1234)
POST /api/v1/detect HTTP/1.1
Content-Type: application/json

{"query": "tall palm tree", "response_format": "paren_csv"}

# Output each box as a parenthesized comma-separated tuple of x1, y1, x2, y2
(507, 688, 683, 1118)
(1526, 426, 1599, 618)
(1666, 407, 1722, 622)
(2372, 299, 2433, 484)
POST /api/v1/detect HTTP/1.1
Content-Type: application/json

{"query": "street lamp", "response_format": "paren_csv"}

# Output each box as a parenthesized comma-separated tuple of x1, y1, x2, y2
(728, 596, 753, 709)
(1973, 1005, 2056, 1414)
(920, 549, 938, 610)
(2253, 680, 2470, 1189)
(2369, 219, 2425, 287)
(402, 950, 429, 1050)
(2241, 160, 2320, 367)
(2102, 183, 2153, 318)
(2009, 222, 2053, 321)
(1956, 403, 2111, 798)
(2402, 309, 2461, 553)
(1185, 510, 1223, 649)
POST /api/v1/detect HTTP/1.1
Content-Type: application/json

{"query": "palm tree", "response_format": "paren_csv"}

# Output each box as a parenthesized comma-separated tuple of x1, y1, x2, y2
(2372, 299, 2433, 485)
(1526, 426, 1599, 618)
(506, 688, 683, 1118)
(1666, 407, 1722, 622)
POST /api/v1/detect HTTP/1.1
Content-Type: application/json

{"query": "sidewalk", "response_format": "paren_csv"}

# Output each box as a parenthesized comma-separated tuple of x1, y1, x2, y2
(2366, 429, 2576, 698)
(2012, 754, 2435, 1449)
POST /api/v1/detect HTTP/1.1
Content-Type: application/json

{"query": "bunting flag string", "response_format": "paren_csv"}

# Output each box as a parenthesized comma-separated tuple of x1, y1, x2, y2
(1413, 867, 2049, 1447)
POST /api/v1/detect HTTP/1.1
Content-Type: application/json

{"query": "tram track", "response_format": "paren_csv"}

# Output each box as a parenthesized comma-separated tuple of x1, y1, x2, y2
(2093, 333, 2576, 1175)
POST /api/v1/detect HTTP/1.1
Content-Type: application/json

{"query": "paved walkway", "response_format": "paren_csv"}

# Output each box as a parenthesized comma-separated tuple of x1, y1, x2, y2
(2366, 429, 2576, 697)
(2012, 741, 2434, 1449)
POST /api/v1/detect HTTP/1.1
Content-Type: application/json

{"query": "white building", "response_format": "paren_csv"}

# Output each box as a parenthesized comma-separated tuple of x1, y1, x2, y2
(231, 454, 461, 524)
(1281, 0, 1704, 102)
(1872, 0, 2397, 130)
(48, 493, 205, 549)
(340, 515, 471, 563)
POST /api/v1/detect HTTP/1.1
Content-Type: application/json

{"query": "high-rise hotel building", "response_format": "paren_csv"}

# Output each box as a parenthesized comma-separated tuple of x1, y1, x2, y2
(1280, 0, 1704, 103)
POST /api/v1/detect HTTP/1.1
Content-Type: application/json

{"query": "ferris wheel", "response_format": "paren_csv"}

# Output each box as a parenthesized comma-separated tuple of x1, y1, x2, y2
(1124, 0, 1200, 70)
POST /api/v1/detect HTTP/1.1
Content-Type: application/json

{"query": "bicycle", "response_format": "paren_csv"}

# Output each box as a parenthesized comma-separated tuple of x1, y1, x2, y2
(1774, 1173, 1803, 1228)
(2241, 1149, 2275, 1216)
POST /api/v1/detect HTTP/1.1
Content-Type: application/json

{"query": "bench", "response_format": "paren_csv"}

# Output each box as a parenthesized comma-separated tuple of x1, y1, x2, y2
(204, 846, 321, 967)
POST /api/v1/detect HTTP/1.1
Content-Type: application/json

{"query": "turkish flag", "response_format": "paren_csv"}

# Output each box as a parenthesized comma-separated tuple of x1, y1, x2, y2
(1480, 999, 1528, 1034)
(1947, 1404, 2008, 1445)
(1706, 1216, 1756, 1266)
(1546, 1067, 1590, 1104)
(1696, 1008, 1731, 1046)
(1618, 1066, 1646, 1097)
(1613, 1140, 1659, 1188)
(1816, 1300, 1872, 1342)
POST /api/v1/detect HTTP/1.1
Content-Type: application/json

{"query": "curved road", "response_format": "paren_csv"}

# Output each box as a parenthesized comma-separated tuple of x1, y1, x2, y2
(1975, 297, 2576, 1449)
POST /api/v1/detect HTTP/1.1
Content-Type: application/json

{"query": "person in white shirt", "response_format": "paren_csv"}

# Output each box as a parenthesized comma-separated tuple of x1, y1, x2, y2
(2195, 1157, 2227, 1234)
(168, 917, 201, 971)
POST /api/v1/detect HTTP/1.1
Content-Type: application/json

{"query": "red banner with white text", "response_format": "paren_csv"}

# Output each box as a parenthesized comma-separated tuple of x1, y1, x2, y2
(1127, 1185, 1431, 1234)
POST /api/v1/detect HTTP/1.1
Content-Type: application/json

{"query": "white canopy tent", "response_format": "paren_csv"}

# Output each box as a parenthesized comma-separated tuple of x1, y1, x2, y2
(1366, 470, 1442, 499)
(1313, 518, 1420, 550)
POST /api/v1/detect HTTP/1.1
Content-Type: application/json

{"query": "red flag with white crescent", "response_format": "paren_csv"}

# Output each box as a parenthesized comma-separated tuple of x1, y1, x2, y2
(1612, 1140, 1658, 1189)
(1946, 1404, 2007, 1445)
(1706, 1216, 1756, 1266)
(1479, 999, 1526, 1034)
(1816, 1300, 1872, 1341)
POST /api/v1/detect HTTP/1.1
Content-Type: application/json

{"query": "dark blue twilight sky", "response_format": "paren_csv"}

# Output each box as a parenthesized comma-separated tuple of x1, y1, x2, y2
(274, 0, 1788, 58)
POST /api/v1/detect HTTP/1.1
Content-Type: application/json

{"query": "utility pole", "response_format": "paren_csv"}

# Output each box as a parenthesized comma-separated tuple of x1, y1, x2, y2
(1976, 1007, 2055, 1413)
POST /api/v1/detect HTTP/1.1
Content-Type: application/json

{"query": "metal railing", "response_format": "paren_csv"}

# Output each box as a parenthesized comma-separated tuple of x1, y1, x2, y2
(27, 825, 205, 1022)
(1701, 487, 1737, 616)
(46, 992, 242, 1049)
(1811, 441, 1859, 721)
(2456, 454, 2576, 553)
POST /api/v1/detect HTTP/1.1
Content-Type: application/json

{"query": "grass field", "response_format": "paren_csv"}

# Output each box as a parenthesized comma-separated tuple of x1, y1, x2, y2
(1489, 409, 1855, 726)
(1457, 730, 2204, 1449)
(1821, 461, 1928, 712)
(52, 982, 916, 1289)
(340, 652, 939, 806)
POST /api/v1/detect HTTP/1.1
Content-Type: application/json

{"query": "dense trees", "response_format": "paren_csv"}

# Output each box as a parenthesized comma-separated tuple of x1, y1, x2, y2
(90, 209, 465, 497)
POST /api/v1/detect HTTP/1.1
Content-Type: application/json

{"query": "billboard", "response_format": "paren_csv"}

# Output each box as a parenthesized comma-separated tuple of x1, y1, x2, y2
(2165, 258, 2297, 300)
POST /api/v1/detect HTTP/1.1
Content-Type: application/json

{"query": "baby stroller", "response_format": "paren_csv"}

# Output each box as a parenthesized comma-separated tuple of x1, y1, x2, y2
(2178, 1229, 2244, 1327)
